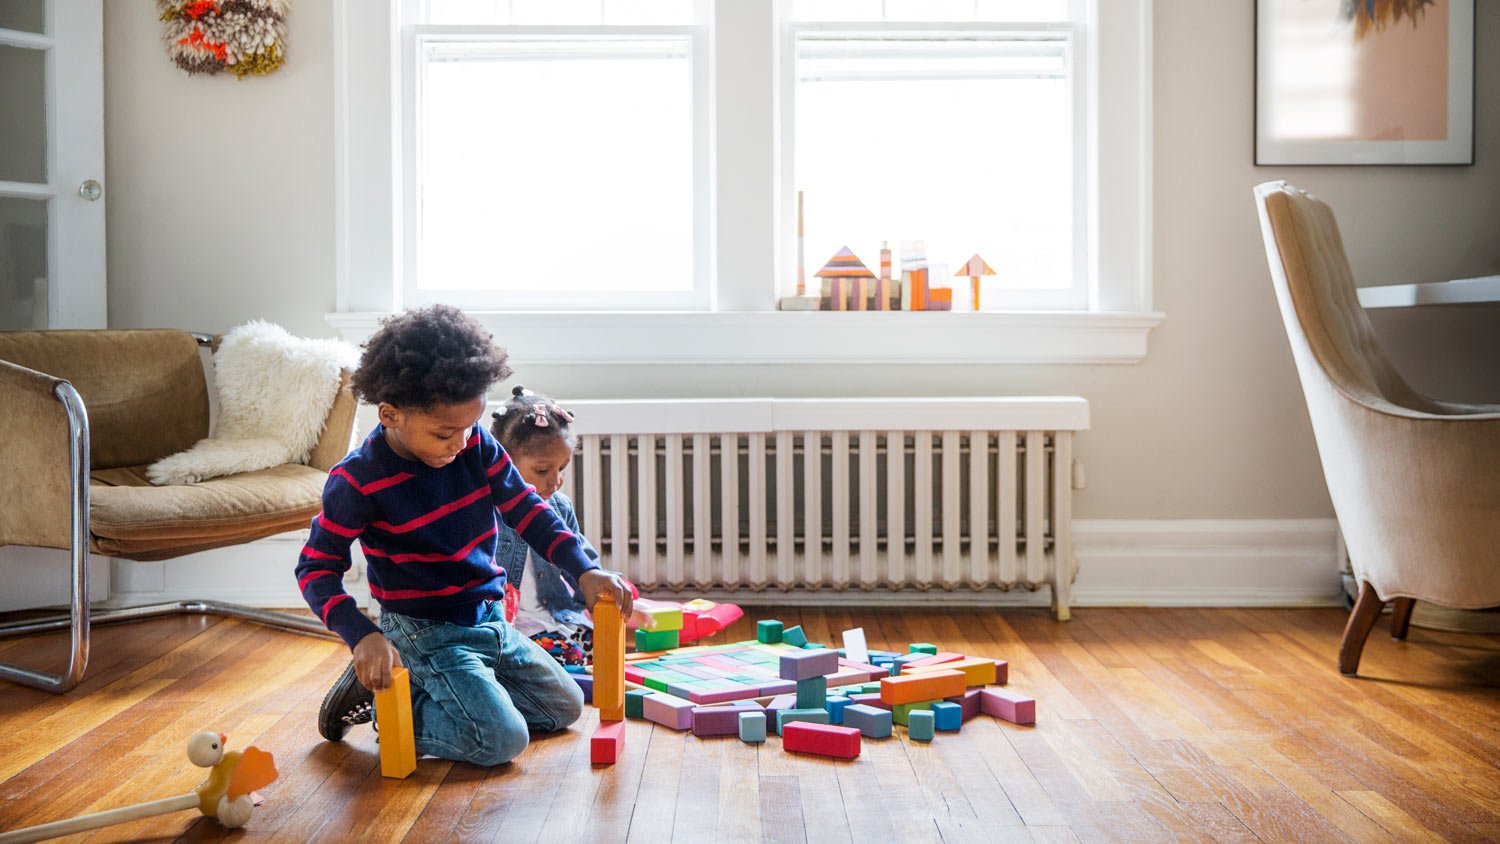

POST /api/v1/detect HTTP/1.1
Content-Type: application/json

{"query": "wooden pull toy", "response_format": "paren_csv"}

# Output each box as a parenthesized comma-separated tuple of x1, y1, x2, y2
(0, 731, 279, 844)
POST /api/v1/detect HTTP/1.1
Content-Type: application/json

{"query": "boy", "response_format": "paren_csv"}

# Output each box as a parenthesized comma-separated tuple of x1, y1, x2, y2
(297, 305, 632, 766)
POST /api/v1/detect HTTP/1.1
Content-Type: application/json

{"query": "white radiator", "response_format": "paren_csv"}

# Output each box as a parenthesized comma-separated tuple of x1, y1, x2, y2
(555, 398, 1088, 620)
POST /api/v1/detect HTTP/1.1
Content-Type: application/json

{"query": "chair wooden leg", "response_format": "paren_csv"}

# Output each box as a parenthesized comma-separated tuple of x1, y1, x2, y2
(1390, 598, 1415, 641)
(1339, 581, 1384, 676)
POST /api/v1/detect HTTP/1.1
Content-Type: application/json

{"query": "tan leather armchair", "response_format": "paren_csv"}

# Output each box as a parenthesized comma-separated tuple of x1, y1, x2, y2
(1254, 181, 1500, 675)
(0, 329, 353, 692)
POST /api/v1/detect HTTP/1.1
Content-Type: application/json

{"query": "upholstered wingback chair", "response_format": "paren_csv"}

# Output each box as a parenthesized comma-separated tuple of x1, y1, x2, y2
(0, 329, 353, 692)
(1254, 181, 1500, 675)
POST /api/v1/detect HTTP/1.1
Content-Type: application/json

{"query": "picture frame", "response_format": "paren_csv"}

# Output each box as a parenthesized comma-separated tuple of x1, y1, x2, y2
(1255, 0, 1474, 166)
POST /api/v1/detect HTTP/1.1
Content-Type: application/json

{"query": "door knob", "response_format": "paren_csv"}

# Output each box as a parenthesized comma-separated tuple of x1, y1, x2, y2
(78, 179, 102, 201)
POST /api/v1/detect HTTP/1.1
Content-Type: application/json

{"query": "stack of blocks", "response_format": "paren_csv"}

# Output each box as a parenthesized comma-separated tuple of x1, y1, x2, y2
(635, 605, 683, 652)
(590, 596, 626, 764)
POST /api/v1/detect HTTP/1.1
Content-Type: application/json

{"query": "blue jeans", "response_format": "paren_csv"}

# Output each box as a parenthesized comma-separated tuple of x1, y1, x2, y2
(380, 601, 584, 766)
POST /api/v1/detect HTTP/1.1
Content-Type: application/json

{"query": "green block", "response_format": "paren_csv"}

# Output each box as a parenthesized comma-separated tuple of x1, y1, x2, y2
(860, 683, 883, 694)
(636, 628, 680, 652)
(625, 689, 650, 719)
(757, 620, 784, 644)
(643, 677, 669, 692)
(909, 643, 938, 655)
(795, 676, 827, 709)
(892, 700, 936, 726)
(802, 642, 825, 650)
(781, 625, 809, 648)
(776, 707, 831, 735)
(643, 606, 684, 632)
(908, 710, 936, 741)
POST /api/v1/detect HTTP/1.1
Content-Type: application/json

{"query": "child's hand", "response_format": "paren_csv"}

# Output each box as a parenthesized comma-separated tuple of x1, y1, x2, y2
(579, 569, 634, 618)
(352, 631, 403, 692)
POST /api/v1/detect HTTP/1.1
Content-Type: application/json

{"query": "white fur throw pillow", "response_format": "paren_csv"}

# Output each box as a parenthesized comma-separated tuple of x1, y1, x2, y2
(147, 321, 359, 485)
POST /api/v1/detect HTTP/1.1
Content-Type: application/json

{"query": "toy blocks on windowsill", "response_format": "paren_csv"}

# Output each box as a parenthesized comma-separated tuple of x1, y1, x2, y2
(782, 722, 862, 759)
(880, 668, 966, 706)
(980, 688, 1036, 725)
(373, 667, 417, 779)
(843, 703, 893, 738)
(907, 710, 935, 742)
(591, 720, 625, 764)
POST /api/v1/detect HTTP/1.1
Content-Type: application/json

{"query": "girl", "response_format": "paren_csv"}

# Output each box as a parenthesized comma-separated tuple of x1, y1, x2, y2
(490, 387, 610, 667)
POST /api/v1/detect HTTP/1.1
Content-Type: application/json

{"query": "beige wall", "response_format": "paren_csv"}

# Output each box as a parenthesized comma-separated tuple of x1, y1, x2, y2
(102, 0, 1500, 521)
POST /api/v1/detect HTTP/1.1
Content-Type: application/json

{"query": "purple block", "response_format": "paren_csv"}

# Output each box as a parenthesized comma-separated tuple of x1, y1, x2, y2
(642, 692, 696, 730)
(756, 679, 797, 696)
(571, 674, 594, 703)
(779, 648, 841, 681)
(691, 701, 762, 737)
(980, 688, 1036, 725)
(847, 692, 891, 710)
(946, 689, 981, 722)
(765, 693, 798, 718)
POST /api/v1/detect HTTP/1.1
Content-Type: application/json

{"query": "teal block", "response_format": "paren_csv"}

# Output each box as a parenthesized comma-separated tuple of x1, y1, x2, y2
(908, 710, 935, 741)
(859, 683, 883, 694)
(931, 701, 963, 732)
(802, 642, 824, 650)
(909, 643, 938, 655)
(795, 675, 827, 709)
(739, 711, 767, 743)
(625, 689, 650, 719)
(781, 625, 809, 648)
(757, 620, 784, 644)
(776, 708, 830, 735)
(825, 695, 851, 725)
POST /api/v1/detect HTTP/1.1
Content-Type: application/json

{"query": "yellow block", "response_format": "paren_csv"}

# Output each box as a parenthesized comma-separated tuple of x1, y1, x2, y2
(594, 596, 625, 719)
(374, 667, 417, 778)
(905, 657, 996, 687)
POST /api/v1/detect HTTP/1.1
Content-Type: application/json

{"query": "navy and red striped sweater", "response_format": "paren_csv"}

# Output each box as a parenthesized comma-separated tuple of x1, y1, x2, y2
(295, 424, 599, 649)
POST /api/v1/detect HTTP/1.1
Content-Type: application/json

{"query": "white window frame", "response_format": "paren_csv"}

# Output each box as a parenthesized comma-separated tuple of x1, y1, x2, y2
(400, 11, 712, 310)
(331, 0, 1161, 365)
(783, 20, 1089, 310)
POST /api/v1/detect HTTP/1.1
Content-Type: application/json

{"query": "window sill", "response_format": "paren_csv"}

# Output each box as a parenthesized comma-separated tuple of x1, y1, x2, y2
(326, 310, 1164, 366)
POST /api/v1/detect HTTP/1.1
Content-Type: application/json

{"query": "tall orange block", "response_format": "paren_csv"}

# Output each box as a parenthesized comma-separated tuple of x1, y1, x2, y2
(374, 667, 417, 779)
(594, 596, 625, 721)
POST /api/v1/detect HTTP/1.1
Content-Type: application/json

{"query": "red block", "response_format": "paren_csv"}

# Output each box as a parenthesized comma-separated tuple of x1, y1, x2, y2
(980, 688, 1035, 725)
(591, 720, 626, 764)
(782, 721, 862, 759)
(624, 666, 646, 685)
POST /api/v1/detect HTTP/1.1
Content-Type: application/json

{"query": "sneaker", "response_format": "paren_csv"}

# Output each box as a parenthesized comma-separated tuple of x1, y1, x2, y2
(318, 661, 374, 742)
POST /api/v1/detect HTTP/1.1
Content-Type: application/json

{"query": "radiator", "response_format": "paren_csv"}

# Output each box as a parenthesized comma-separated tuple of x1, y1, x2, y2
(555, 398, 1088, 620)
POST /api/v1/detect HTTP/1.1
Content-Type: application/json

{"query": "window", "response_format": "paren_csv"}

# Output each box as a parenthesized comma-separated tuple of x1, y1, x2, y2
(790, 1, 1085, 309)
(402, 0, 707, 309)
(335, 1, 1158, 364)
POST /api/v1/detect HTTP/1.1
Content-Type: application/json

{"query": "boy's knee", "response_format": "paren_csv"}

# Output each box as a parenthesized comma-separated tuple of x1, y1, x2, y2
(553, 680, 585, 729)
(466, 722, 530, 767)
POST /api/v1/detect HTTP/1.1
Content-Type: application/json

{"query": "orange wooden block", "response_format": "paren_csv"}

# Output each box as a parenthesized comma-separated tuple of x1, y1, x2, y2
(905, 657, 997, 687)
(879, 668, 966, 706)
(373, 667, 417, 779)
(594, 596, 625, 720)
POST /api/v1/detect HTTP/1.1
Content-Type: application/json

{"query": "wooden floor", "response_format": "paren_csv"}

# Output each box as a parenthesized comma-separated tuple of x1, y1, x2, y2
(0, 607, 1497, 843)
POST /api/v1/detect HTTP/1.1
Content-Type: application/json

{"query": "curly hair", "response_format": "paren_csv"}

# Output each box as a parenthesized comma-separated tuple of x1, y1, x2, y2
(490, 386, 576, 456)
(350, 305, 512, 408)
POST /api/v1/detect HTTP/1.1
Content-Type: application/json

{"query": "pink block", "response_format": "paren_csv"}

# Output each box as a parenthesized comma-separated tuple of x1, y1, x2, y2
(643, 692, 697, 730)
(902, 652, 965, 670)
(826, 668, 875, 689)
(837, 658, 887, 677)
(847, 692, 891, 710)
(946, 689, 981, 722)
(757, 679, 797, 696)
(688, 683, 759, 704)
(624, 666, 646, 684)
(980, 688, 1035, 725)
(995, 660, 1009, 685)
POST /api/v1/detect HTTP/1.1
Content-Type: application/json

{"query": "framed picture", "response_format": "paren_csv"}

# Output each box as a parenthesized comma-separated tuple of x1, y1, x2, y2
(1256, 0, 1474, 165)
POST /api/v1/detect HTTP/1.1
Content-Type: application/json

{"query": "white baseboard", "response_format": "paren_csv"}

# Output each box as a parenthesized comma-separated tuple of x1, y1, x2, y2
(4, 519, 1341, 613)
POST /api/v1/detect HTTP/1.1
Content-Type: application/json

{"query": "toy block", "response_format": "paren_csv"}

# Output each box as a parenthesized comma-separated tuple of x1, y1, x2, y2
(591, 720, 625, 765)
(847, 692, 890, 709)
(565, 664, 587, 674)
(946, 689, 981, 722)
(635, 627, 680, 652)
(803, 642, 825, 650)
(625, 688, 650, 719)
(781, 625, 809, 647)
(779, 648, 839, 681)
(859, 682, 883, 694)
(909, 643, 938, 655)
(642, 606, 684, 632)
(757, 620, 784, 643)
(642, 692, 696, 730)
(782, 722, 861, 759)
(776, 707, 830, 735)
(739, 711, 768, 743)
(840, 626, 869, 664)
(931, 702, 963, 732)
(572, 674, 594, 703)
(795, 676, 827, 709)
(594, 596, 625, 720)
(825, 695, 851, 725)
(905, 657, 996, 687)
(373, 667, 417, 779)
(907, 710, 935, 741)
(756, 679, 797, 697)
(880, 669, 966, 706)
(980, 688, 1036, 725)
(892, 700, 935, 726)
(688, 683, 760, 704)
(843, 703, 893, 739)
(901, 652, 965, 670)
(624, 666, 647, 684)
(694, 703, 759, 737)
